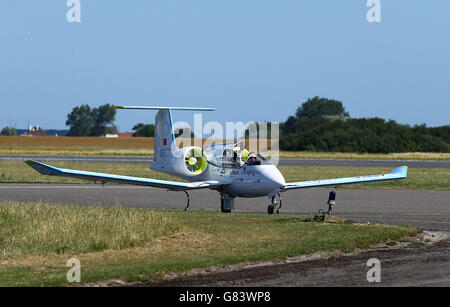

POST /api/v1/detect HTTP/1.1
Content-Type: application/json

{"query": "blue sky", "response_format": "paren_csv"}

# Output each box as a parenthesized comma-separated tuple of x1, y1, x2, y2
(1, 1, 449, 132)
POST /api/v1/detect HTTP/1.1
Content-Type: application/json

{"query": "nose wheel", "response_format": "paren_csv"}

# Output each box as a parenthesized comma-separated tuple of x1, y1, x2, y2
(268, 193, 282, 215)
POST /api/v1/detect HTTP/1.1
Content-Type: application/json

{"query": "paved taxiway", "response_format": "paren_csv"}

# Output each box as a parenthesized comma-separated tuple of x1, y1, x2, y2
(0, 183, 449, 286)
(1, 154, 449, 168)
(0, 184, 448, 231)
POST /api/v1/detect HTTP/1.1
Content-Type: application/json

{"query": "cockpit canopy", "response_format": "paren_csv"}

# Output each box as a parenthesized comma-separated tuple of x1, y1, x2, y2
(203, 141, 272, 168)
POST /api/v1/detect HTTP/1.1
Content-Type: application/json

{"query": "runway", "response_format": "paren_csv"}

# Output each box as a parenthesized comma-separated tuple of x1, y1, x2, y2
(1, 154, 449, 168)
(0, 183, 449, 286)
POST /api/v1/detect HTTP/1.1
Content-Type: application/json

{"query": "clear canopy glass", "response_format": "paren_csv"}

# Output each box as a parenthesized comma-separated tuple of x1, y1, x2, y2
(203, 141, 273, 168)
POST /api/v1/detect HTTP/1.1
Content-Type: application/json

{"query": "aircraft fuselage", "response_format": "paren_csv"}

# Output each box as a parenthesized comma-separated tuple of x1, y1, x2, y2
(152, 162, 286, 198)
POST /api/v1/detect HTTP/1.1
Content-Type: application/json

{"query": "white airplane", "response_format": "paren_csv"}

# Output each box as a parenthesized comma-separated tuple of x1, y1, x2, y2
(26, 106, 408, 215)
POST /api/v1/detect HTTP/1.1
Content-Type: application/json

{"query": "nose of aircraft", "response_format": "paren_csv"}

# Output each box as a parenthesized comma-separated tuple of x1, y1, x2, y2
(260, 165, 286, 188)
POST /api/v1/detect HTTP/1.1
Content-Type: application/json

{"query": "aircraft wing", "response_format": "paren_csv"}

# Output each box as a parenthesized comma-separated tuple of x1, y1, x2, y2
(25, 160, 226, 191)
(284, 166, 407, 190)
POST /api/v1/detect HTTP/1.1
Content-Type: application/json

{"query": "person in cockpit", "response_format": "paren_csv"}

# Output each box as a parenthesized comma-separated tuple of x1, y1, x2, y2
(247, 153, 259, 165)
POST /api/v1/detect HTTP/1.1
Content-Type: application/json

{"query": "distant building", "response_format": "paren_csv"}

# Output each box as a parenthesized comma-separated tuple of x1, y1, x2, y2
(119, 132, 133, 138)
(103, 127, 132, 138)
(21, 125, 47, 137)
(104, 126, 119, 138)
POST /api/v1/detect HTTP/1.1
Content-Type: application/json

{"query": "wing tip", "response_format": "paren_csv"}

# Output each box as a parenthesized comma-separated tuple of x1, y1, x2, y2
(390, 166, 408, 177)
(24, 160, 60, 176)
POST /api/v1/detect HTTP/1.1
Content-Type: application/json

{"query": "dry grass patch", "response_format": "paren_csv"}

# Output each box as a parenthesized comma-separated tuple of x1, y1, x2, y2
(4, 136, 447, 160)
(0, 203, 183, 258)
(0, 136, 155, 149)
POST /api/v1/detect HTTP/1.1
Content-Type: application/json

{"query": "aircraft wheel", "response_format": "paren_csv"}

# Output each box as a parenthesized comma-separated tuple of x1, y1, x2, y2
(221, 205, 232, 213)
(221, 197, 232, 213)
(267, 205, 275, 215)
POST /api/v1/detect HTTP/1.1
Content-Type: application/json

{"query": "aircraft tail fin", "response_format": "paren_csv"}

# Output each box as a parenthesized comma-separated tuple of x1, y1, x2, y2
(116, 106, 215, 163)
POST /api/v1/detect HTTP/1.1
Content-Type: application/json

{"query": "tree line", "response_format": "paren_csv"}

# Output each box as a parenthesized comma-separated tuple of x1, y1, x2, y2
(1, 126, 16, 136)
(3, 99, 449, 154)
(278, 97, 449, 153)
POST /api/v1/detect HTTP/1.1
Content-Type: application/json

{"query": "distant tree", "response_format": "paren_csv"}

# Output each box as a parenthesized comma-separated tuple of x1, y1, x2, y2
(66, 104, 116, 136)
(174, 127, 195, 138)
(244, 122, 276, 139)
(1, 126, 16, 136)
(66, 104, 94, 136)
(90, 104, 116, 136)
(295, 96, 350, 119)
(132, 123, 155, 137)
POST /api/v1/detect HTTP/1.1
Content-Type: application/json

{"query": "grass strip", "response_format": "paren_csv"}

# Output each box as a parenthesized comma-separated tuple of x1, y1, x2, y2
(0, 202, 418, 286)
(0, 161, 448, 190)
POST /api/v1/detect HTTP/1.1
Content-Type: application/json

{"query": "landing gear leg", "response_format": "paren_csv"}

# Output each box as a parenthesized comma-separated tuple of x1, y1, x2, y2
(183, 191, 190, 211)
(268, 193, 282, 215)
(220, 193, 235, 213)
(170, 190, 191, 211)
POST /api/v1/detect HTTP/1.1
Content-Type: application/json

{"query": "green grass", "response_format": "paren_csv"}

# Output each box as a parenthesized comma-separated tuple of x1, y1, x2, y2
(0, 161, 448, 190)
(0, 202, 419, 286)
(279, 166, 450, 190)
(0, 161, 176, 184)
(278, 151, 450, 160)
(0, 204, 180, 257)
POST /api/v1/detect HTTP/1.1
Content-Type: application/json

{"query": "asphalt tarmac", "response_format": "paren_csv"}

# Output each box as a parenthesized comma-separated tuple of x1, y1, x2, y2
(1, 154, 449, 168)
(0, 184, 448, 232)
(0, 184, 448, 286)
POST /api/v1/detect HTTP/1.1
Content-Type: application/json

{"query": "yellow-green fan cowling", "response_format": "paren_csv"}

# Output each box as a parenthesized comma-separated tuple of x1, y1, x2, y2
(233, 147, 249, 164)
(184, 147, 208, 174)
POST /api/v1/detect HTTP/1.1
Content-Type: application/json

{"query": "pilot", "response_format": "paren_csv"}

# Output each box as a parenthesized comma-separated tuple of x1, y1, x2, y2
(247, 154, 258, 165)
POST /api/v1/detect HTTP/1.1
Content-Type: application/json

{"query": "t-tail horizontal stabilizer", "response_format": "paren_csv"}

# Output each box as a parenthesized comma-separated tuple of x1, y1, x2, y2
(115, 106, 215, 111)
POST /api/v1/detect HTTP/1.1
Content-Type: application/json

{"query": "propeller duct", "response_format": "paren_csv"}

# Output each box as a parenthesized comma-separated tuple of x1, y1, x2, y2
(184, 147, 208, 174)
